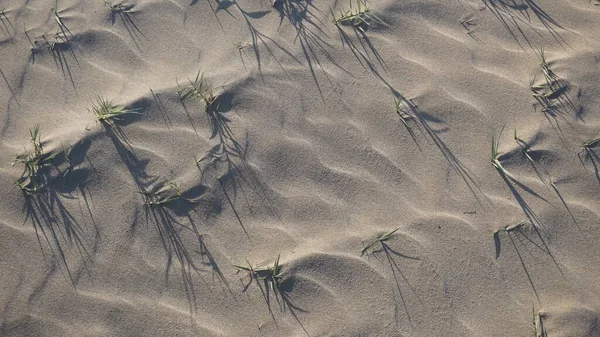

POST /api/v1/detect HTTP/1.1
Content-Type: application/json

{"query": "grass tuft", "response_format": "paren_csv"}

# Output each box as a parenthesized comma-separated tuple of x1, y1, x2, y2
(177, 71, 218, 110)
(492, 125, 515, 179)
(12, 126, 60, 194)
(90, 96, 140, 127)
(360, 227, 400, 256)
(234, 254, 283, 292)
(331, 0, 387, 32)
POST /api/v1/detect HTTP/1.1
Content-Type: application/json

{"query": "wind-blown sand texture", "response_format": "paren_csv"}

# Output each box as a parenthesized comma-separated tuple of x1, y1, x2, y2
(1, 0, 600, 336)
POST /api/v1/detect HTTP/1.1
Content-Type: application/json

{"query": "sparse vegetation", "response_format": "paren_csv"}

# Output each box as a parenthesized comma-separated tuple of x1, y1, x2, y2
(177, 71, 218, 110)
(13, 126, 60, 194)
(234, 254, 283, 292)
(90, 96, 140, 127)
(331, 0, 386, 31)
(492, 125, 515, 179)
(361, 227, 400, 256)
(530, 48, 571, 120)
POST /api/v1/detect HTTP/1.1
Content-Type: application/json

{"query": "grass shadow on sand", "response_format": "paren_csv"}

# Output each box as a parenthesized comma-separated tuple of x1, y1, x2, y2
(494, 224, 542, 303)
(482, 0, 568, 50)
(0, 9, 16, 41)
(578, 144, 600, 183)
(137, 185, 232, 314)
(19, 139, 97, 285)
(335, 14, 388, 85)
(196, 92, 280, 240)
(274, 0, 346, 98)
(395, 95, 484, 202)
(101, 103, 232, 314)
(231, 2, 300, 80)
(25, 27, 80, 91)
(279, 277, 311, 336)
(0, 67, 18, 104)
(494, 174, 565, 300)
(494, 221, 564, 305)
(372, 242, 420, 330)
(236, 260, 311, 336)
(106, 2, 146, 50)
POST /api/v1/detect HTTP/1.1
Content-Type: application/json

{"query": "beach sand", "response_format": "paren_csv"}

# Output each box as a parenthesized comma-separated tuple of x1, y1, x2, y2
(1, 0, 599, 336)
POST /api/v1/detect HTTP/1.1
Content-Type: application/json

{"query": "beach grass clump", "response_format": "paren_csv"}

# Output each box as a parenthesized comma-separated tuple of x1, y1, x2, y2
(13, 126, 60, 194)
(234, 254, 283, 292)
(530, 48, 570, 117)
(177, 71, 218, 110)
(492, 125, 515, 179)
(90, 96, 140, 127)
(360, 227, 400, 256)
(331, 0, 386, 31)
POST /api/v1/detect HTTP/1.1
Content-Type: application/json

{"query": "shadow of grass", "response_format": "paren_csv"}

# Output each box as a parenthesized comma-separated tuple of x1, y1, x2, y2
(482, 0, 568, 50)
(19, 140, 97, 285)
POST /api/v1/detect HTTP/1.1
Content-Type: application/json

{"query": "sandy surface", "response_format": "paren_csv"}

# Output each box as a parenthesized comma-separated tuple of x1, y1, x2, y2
(1, 0, 600, 336)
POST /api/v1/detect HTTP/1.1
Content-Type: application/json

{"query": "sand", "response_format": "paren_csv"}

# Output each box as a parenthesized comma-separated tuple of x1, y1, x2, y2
(0, 0, 599, 336)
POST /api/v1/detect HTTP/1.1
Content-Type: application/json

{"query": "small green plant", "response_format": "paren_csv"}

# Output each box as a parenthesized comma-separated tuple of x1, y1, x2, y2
(140, 181, 194, 206)
(360, 227, 400, 256)
(13, 126, 60, 194)
(539, 48, 559, 85)
(530, 48, 569, 118)
(530, 77, 558, 100)
(90, 96, 140, 127)
(177, 71, 218, 109)
(234, 254, 283, 292)
(492, 126, 515, 179)
(331, 0, 386, 31)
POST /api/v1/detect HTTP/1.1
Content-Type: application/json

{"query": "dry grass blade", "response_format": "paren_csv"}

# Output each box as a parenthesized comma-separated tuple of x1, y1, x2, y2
(493, 220, 528, 236)
(360, 227, 400, 256)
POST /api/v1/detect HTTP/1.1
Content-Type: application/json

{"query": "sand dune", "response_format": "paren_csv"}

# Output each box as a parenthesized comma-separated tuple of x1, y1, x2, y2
(1, 0, 599, 336)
